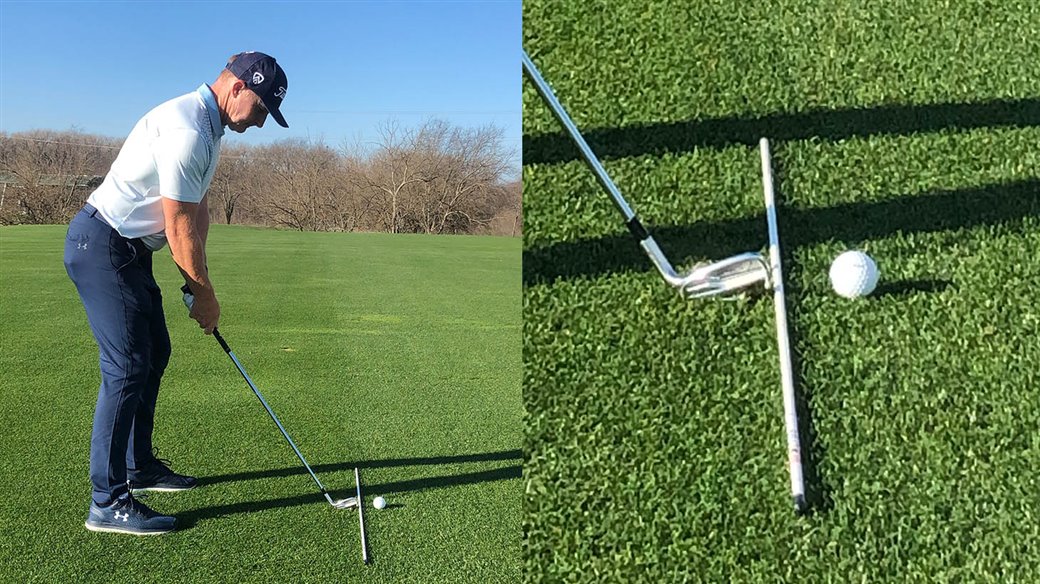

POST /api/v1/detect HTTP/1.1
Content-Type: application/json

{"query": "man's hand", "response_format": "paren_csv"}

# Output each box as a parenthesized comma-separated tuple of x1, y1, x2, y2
(190, 291, 220, 334)
(181, 285, 219, 335)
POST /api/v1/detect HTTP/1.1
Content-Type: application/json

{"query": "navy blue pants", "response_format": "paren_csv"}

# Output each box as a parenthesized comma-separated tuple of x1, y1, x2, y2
(64, 204, 170, 506)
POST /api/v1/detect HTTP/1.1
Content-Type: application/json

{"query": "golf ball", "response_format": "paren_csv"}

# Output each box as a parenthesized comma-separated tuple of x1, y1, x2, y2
(829, 251, 879, 298)
(373, 496, 386, 510)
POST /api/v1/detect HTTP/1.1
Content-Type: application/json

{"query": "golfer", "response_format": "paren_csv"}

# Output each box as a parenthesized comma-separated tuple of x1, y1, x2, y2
(64, 52, 289, 535)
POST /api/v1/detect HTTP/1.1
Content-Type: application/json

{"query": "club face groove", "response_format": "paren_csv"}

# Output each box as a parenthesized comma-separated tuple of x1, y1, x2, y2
(332, 497, 358, 509)
(679, 253, 772, 299)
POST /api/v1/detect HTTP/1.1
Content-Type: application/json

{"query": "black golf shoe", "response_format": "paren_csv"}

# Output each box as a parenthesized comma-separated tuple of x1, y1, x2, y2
(128, 450, 198, 492)
(84, 495, 175, 535)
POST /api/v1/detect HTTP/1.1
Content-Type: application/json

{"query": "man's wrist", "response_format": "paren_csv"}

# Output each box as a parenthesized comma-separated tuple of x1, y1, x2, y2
(184, 281, 216, 301)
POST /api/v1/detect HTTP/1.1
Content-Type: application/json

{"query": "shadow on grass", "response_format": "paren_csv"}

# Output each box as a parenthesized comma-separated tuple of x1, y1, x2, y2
(873, 279, 954, 298)
(523, 97, 1040, 165)
(198, 449, 522, 487)
(523, 179, 1040, 287)
(175, 450, 521, 529)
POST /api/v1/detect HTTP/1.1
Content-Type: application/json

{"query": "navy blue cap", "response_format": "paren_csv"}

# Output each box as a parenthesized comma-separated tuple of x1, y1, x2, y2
(226, 52, 289, 128)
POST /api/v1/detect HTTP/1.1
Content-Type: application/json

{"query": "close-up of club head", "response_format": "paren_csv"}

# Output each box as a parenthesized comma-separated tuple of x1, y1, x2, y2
(331, 497, 358, 509)
(678, 252, 772, 299)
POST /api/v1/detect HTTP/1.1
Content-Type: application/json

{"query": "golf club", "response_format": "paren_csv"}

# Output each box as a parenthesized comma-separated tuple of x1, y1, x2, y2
(181, 285, 357, 510)
(522, 50, 770, 298)
(760, 139, 807, 513)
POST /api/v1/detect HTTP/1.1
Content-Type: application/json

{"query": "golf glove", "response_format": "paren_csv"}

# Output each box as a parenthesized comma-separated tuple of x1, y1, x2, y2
(181, 284, 195, 313)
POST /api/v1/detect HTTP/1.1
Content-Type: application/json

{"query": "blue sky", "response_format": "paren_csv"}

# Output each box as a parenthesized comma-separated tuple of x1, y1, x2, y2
(0, 0, 521, 172)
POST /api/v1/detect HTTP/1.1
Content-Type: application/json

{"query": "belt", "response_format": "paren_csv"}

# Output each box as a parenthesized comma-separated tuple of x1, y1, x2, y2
(82, 204, 152, 255)
(83, 203, 110, 227)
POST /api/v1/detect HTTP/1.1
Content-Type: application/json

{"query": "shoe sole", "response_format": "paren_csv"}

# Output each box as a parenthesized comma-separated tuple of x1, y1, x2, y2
(129, 484, 197, 493)
(85, 521, 174, 536)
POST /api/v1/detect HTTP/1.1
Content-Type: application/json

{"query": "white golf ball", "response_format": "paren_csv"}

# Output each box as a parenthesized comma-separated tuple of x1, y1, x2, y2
(829, 251, 879, 298)
(373, 496, 386, 510)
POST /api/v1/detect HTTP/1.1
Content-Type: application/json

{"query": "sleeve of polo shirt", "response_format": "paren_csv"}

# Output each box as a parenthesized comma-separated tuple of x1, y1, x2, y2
(153, 129, 211, 203)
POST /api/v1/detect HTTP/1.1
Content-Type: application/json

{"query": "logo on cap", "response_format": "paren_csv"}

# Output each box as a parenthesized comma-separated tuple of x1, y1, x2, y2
(275, 87, 286, 99)
(252, 72, 265, 85)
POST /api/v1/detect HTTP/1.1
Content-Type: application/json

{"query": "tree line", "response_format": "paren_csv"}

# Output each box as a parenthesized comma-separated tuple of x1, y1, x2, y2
(0, 119, 521, 236)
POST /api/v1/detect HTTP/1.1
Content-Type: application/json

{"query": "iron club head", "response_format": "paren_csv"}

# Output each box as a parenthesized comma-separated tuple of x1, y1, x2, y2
(678, 252, 772, 299)
(331, 496, 358, 509)
(638, 239, 771, 300)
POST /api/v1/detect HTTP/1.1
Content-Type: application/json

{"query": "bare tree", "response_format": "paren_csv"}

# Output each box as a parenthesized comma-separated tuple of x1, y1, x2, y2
(389, 121, 511, 234)
(0, 130, 118, 225)
(509, 179, 522, 236)
(329, 153, 375, 231)
(483, 178, 521, 236)
(250, 139, 344, 231)
(352, 120, 515, 235)
(428, 123, 509, 234)
(350, 121, 438, 234)
(211, 144, 252, 224)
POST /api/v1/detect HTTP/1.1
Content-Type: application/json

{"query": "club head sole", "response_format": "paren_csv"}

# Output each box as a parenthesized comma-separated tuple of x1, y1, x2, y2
(680, 253, 771, 299)
(331, 497, 358, 509)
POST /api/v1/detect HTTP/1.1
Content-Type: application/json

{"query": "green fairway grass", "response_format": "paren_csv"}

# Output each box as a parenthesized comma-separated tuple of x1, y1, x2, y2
(0, 225, 520, 583)
(524, 1, 1040, 581)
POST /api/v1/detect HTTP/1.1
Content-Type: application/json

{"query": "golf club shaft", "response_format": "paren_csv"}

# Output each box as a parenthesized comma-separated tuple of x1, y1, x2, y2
(213, 328, 336, 506)
(522, 50, 679, 281)
(522, 50, 636, 222)
(355, 466, 369, 563)
(760, 139, 807, 513)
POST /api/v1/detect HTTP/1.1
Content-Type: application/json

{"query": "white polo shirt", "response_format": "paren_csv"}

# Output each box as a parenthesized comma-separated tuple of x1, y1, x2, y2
(88, 84, 225, 250)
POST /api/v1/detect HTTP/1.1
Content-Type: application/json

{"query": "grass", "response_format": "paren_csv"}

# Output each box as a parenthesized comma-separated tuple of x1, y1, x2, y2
(0, 224, 521, 583)
(523, 1, 1040, 582)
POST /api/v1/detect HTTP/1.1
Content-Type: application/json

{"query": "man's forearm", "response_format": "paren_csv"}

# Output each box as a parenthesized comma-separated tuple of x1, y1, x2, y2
(163, 197, 213, 299)
(170, 230, 213, 298)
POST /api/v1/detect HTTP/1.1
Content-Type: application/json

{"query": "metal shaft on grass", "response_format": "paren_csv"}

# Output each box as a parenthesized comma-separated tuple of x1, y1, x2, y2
(211, 327, 354, 509)
(760, 138, 807, 513)
(521, 50, 681, 284)
(356, 466, 369, 564)
(521, 51, 636, 223)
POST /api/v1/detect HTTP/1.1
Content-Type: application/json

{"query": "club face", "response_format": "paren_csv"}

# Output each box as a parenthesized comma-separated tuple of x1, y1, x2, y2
(331, 497, 358, 509)
(679, 253, 771, 299)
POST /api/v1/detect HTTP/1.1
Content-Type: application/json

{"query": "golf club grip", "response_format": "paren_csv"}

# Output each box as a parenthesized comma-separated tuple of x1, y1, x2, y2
(213, 328, 231, 353)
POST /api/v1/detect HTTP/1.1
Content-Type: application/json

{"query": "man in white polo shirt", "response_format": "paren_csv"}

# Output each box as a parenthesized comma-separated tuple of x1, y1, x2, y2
(64, 51, 289, 535)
